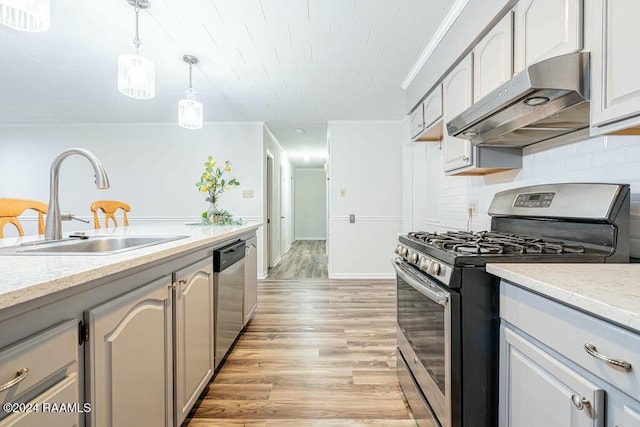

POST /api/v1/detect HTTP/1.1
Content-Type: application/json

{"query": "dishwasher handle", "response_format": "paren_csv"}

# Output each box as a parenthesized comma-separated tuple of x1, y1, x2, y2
(214, 240, 246, 272)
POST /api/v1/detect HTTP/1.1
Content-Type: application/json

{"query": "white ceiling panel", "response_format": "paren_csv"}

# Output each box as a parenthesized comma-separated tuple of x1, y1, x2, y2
(288, 22, 330, 45)
(330, 22, 372, 45)
(311, 45, 348, 64)
(245, 23, 291, 47)
(275, 45, 312, 64)
(237, 46, 280, 66)
(368, 21, 414, 45)
(308, 0, 355, 22)
(211, 0, 266, 23)
(261, 0, 309, 23)
(353, 0, 402, 21)
(0, 0, 459, 154)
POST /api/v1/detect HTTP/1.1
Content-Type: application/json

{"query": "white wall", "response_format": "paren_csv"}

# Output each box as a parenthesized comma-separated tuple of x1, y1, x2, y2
(328, 121, 404, 279)
(294, 168, 326, 240)
(405, 136, 640, 257)
(0, 122, 270, 269)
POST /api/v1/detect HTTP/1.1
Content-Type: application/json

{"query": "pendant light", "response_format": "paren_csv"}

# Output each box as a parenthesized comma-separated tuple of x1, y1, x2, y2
(178, 55, 204, 130)
(0, 0, 50, 32)
(117, 0, 155, 99)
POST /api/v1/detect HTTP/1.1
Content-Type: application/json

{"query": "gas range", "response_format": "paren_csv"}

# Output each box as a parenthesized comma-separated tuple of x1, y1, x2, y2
(395, 183, 631, 427)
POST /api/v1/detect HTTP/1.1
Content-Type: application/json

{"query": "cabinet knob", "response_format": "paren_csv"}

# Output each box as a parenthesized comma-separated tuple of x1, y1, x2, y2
(178, 279, 187, 285)
(462, 156, 469, 162)
(571, 394, 591, 411)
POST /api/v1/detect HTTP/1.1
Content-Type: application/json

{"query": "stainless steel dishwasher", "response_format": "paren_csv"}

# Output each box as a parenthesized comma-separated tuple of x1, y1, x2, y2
(214, 240, 245, 370)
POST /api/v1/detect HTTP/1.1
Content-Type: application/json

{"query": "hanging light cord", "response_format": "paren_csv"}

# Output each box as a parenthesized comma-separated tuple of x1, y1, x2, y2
(188, 62, 193, 90)
(133, 1, 141, 48)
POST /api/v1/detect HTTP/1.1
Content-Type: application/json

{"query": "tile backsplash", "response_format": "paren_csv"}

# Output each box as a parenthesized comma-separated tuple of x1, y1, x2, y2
(411, 136, 640, 258)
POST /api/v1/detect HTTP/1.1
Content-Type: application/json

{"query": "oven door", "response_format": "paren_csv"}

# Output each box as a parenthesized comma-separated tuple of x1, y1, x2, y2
(394, 258, 451, 427)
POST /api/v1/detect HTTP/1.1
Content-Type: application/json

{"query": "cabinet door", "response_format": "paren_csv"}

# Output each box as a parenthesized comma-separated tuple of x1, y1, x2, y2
(513, 0, 582, 73)
(244, 238, 257, 326)
(174, 258, 215, 425)
(474, 12, 513, 100)
(500, 326, 604, 427)
(443, 54, 474, 172)
(410, 104, 425, 139)
(423, 85, 443, 129)
(607, 387, 640, 427)
(591, 0, 640, 127)
(85, 277, 173, 427)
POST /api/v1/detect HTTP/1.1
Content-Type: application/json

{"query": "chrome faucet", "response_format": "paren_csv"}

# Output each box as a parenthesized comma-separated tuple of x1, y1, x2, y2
(44, 148, 110, 241)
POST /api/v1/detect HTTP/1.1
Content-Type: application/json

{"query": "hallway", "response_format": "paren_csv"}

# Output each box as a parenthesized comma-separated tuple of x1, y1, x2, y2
(184, 280, 413, 426)
(267, 240, 328, 280)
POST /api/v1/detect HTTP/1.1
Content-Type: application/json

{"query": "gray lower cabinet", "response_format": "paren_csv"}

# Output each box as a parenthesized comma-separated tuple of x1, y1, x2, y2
(500, 325, 604, 427)
(0, 320, 79, 426)
(173, 258, 214, 426)
(500, 281, 640, 427)
(85, 276, 173, 427)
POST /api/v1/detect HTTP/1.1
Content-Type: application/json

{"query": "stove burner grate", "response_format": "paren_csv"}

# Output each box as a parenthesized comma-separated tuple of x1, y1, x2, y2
(407, 231, 586, 256)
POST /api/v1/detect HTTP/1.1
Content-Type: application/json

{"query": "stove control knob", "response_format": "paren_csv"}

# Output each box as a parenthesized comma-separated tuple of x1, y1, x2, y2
(408, 252, 419, 264)
(394, 245, 402, 255)
(427, 261, 441, 276)
(399, 246, 408, 257)
(419, 258, 431, 272)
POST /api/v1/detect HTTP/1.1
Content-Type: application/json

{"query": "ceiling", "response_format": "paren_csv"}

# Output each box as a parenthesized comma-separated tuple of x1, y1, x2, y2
(0, 0, 456, 164)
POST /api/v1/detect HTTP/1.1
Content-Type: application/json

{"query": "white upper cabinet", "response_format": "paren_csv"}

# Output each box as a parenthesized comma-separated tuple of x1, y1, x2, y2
(443, 54, 474, 172)
(513, 0, 583, 74)
(410, 84, 443, 142)
(590, 0, 640, 131)
(474, 12, 513, 100)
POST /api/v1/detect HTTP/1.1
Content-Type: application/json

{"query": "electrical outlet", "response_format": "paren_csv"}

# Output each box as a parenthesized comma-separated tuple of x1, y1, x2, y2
(242, 190, 254, 198)
(468, 200, 478, 216)
(349, 214, 356, 223)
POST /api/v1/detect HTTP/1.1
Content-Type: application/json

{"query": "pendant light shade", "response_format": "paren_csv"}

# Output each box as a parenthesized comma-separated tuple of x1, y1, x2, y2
(117, 0, 155, 100)
(178, 55, 203, 130)
(0, 0, 50, 32)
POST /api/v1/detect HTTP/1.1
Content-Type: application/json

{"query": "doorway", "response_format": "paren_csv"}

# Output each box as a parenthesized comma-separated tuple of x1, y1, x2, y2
(266, 153, 274, 268)
(267, 167, 327, 280)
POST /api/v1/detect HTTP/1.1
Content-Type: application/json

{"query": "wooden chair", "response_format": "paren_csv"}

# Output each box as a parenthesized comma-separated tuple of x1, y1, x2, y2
(0, 198, 48, 238)
(90, 200, 131, 229)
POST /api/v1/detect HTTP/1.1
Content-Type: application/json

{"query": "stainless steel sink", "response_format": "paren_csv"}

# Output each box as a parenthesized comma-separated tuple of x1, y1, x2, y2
(1, 235, 189, 256)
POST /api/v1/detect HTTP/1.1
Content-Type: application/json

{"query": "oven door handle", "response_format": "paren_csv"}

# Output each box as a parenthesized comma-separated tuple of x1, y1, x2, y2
(393, 259, 449, 306)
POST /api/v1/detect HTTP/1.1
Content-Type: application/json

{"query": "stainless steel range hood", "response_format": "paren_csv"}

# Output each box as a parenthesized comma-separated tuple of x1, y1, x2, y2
(446, 52, 590, 147)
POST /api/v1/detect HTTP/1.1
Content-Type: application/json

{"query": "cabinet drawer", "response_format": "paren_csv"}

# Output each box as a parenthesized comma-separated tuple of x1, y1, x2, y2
(0, 320, 78, 406)
(0, 374, 80, 427)
(501, 282, 640, 398)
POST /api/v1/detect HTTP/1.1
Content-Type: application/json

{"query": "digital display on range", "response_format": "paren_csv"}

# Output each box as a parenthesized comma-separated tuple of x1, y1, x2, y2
(514, 192, 555, 207)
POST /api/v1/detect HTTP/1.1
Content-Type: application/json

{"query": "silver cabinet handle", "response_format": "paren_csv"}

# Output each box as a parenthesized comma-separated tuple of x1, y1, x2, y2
(0, 368, 29, 392)
(584, 343, 632, 370)
(571, 394, 590, 410)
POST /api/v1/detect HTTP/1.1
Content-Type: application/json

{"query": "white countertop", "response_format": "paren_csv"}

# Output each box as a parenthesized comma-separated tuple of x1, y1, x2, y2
(487, 263, 640, 333)
(0, 222, 260, 311)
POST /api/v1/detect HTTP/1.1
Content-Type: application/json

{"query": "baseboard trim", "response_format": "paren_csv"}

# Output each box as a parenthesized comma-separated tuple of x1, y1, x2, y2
(294, 237, 326, 240)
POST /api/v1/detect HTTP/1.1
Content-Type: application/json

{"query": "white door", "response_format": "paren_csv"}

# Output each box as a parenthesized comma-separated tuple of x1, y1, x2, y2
(443, 54, 474, 172)
(244, 237, 258, 325)
(501, 326, 604, 427)
(513, 0, 582, 73)
(85, 277, 173, 427)
(474, 12, 513, 100)
(174, 258, 214, 425)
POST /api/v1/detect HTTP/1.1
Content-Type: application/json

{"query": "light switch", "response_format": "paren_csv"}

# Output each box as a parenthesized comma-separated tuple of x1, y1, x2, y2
(242, 190, 254, 198)
(340, 189, 346, 197)
(349, 214, 356, 223)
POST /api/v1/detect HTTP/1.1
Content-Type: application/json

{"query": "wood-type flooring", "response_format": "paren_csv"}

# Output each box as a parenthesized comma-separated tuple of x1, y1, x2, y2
(183, 280, 414, 426)
(266, 240, 328, 280)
